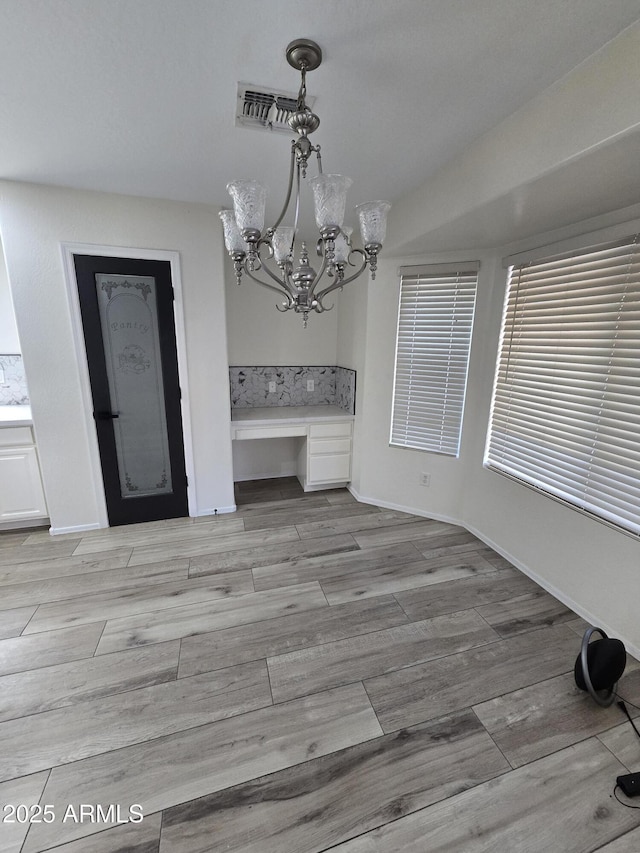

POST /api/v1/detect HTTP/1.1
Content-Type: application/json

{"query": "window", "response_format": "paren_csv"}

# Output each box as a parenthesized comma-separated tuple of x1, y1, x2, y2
(486, 234, 640, 536)
(390, 262, 478, 456)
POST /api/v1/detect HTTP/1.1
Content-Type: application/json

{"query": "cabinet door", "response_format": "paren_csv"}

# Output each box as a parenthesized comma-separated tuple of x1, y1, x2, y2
(0, 446, 48, 522)
(308, 453, 352, 484)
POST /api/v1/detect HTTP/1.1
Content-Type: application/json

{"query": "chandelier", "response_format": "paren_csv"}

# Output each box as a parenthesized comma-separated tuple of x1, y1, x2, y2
(219, 38, 391, 327)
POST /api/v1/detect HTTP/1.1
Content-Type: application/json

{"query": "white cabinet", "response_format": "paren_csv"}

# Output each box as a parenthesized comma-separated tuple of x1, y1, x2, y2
(300, 421, 353, 490)
(231, 411, 354, 492)
(0, 425, 48, 524)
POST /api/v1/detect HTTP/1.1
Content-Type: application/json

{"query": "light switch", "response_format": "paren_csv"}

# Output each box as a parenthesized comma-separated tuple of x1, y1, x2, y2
(307, 379, 314, 392)
(268, 381, 277, 393)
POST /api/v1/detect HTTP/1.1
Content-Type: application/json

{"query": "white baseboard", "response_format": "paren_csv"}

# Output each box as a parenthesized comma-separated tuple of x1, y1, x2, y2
(49, 522, 104, 536)
(233, 468, 297, 483)
(464, 520, 640, 662)
(50, 505, 239, 531)
(347, 486, 462, 527)
(196, 505, 237, 516)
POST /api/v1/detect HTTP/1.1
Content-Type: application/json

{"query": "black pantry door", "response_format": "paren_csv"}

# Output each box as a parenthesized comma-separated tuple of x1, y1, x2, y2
(74, 254, 188, 526)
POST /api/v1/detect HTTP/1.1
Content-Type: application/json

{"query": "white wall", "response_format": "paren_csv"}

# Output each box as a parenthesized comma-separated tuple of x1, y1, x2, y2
(349, 251, 494, 524)
(335, 273, 367, 494)
(0, 181, 235, 531)
(385, 21, 640, 256)
(224, 253, 338, 366)
(0, 239, 20, 352)
(232, 436, 303, 482)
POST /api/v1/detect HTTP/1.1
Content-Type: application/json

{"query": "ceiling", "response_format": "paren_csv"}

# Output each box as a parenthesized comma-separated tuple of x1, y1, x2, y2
(1, 0, 639, 251)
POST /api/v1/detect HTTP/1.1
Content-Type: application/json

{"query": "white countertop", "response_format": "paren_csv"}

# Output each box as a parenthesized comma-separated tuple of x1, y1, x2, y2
(231, 405, 353, 426)
(0, 405, 33, 427)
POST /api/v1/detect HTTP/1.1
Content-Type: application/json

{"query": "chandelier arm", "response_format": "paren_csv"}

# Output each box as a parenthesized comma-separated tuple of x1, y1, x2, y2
(309, 253, 327, 299)
(292, 161, 301, 239)
(249, 239, 297, 299)
(306, 244, 332, 300)
(315, 250, 368, 302)
(258, 256, 297, 299)
(332, 250, 368, 288)
(242, 262, 295, 300)
(269, 144, 297, 235)
(313, 299, 335, 314)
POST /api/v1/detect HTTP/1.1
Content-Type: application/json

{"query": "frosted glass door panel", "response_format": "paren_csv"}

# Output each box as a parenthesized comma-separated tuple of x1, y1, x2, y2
(95, 274, 172, 498)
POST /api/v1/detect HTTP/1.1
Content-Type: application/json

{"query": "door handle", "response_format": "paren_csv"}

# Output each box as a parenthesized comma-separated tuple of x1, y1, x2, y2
(94, 411, 120, 420)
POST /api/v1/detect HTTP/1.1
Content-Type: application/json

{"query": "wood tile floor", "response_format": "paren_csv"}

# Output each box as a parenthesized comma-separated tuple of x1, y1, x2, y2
(1, 477, 640, 852)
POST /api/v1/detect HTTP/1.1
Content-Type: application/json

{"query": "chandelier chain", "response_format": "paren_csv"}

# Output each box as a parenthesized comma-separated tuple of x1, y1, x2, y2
(297, 65, 308, 111)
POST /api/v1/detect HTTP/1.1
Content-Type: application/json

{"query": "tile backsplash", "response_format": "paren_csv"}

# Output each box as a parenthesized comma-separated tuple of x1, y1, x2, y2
(336, 366, 356, 414)
(2, 355, 355, 412)
(0, 354, 29, 405)
(230, 365, 356, 414)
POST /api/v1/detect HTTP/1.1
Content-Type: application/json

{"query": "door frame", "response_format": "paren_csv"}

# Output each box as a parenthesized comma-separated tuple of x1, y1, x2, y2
(61, 243, 197, 528)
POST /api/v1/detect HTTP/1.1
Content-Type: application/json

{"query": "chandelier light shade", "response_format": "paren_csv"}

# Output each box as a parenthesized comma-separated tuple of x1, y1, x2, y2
(356, 200, 392, 246)
(309, 174, 352, 230)
(219, 209, 246, 256)
(220, 37, 391, 326)
(333, 227, 353, 265)
(226, 180, 267, 235)
(272, 226, 295, 265)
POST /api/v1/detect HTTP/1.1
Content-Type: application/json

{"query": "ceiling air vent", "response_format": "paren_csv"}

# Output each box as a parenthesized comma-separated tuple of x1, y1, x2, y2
(235, 83, 315, 134)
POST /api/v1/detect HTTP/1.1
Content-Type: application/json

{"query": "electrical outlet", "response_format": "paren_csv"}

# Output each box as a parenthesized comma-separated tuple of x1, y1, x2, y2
(268, 381, 277, 393)
(420, 472, 431, 487)
(307, 379, 315, 392)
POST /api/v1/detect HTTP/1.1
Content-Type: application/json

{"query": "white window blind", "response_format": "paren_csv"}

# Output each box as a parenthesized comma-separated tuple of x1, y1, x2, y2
(486, 234, 640, 536)
(391, 262, 478, 456)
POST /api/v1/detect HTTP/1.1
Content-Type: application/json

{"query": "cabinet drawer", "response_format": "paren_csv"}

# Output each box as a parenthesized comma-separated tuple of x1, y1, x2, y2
(0, 426, 34, 447)
(309, 421, 352, 439)
(308, 453, 351, 483)
(309, 437, 351, 456)
(233, 424, 307, 440)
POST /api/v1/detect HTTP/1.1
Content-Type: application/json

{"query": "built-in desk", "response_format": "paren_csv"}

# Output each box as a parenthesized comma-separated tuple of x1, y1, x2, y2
(231, 406, 354, 491)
